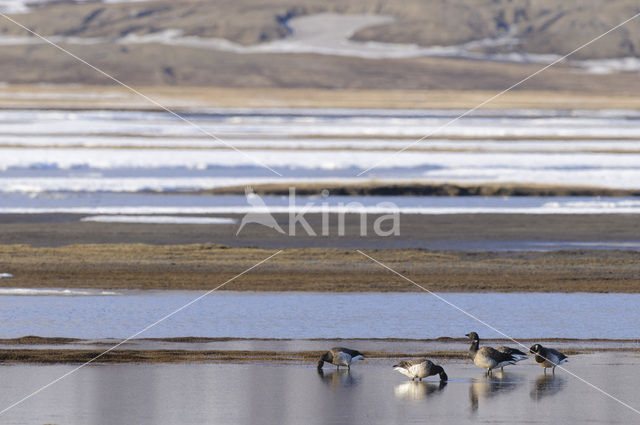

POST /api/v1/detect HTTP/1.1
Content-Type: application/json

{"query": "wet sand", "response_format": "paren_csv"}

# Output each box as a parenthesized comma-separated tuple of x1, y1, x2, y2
(0, 337, 634, 364)
(2, 212, 640, 250)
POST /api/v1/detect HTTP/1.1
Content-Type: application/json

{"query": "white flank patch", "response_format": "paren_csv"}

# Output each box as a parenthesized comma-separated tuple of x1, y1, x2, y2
(0, 273, 13, 278)
(80, 215, 238, 224)
(394, 367, 413, 378)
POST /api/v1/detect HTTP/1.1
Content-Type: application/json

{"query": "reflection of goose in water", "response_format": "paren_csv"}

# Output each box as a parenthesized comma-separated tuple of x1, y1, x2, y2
(469, 374, 522, 412)
(316, 368, 360, 389)
(530, 373, 566, 401)
(394, 381, 447, 401)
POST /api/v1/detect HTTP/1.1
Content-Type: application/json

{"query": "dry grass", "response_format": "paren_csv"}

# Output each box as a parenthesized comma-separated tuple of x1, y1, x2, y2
(4, 86, 640, 110)
(0, 336, 634, 363)
(0, 349, 468, 364)
(1, 244, 640, 292)
(0, 347, 634, 364)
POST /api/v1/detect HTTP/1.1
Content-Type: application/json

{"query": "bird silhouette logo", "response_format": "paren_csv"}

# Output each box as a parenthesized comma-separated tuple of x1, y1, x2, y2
(236, 186, 286, 236)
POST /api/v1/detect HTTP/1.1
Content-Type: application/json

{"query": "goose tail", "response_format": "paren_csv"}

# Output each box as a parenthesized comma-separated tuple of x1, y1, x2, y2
(511, 353, 528, 362)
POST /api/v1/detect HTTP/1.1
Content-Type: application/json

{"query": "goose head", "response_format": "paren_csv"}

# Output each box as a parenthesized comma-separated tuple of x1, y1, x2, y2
(317, 351, 331, 370)
(465, 332, 480, 342)
(434, 365, 448, 382)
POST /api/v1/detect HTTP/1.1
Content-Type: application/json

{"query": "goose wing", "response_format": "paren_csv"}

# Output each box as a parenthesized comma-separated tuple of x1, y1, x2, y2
(334, 347, 364, 358)
(481, 346, 517, 363)
(394, 358, 429, 369)
(495, 345, 527, 361)
(548, 348, 568, 362)
(496, 346, 527, 356)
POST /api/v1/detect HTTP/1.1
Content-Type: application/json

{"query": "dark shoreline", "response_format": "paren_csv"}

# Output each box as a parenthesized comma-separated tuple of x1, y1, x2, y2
(0, 337, 636, 364)
(202, 182, 640, 197)
(3, 336, 639, 345)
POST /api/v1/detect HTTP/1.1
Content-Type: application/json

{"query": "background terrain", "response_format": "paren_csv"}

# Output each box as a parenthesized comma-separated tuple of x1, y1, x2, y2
(0, 0, 639, 91)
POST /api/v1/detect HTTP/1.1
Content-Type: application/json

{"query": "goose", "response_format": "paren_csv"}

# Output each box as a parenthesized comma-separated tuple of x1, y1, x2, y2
(393, 359, 448, 381)
(529, 344, 568, 374)
(317, 347, 364, 371)
(466, 332, 520, 375)
(466, 332, 527, 371)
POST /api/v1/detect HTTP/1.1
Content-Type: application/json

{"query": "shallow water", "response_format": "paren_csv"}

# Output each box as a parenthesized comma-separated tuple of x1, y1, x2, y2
(5, 192, 640, 215)
(0, 291, 638, 339)
(0, 353, 639, 424)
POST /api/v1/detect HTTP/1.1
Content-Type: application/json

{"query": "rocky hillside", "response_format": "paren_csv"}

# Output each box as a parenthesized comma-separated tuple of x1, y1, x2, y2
(0, 0, 638, 89)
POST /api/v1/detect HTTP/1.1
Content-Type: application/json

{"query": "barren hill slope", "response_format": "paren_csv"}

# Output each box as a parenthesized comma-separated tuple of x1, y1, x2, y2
(0, 0, 638, 89)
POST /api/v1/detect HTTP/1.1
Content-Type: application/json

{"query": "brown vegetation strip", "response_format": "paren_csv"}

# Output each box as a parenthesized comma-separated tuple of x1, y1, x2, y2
(3, 87, 640, 111)
(0, 336, 82, 345)
(2, 244, 640, 292)
(202, 182, 640, 197)
(0, 348, 629, 364)
(2, 336, 637, 345)
(0, 349, 489, 364)
(0, 349, 463, 364)
(7, 145, 640, 155)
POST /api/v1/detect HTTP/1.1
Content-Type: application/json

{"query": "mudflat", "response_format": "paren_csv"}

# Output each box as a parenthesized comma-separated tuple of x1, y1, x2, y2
(0, 336, 626, 364)
(1, 212, 640, 249)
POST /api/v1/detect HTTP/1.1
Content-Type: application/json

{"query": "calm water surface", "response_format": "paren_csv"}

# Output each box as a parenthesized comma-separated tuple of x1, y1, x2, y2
(0, 353, 638, 425)
(0, 291, 636, 339)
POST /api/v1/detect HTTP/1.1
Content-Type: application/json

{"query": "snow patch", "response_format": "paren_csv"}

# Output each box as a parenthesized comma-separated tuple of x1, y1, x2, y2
(80, 215, 237, 224)
(0, 288, 120, 296)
